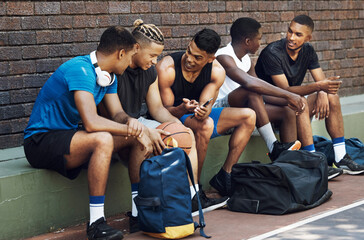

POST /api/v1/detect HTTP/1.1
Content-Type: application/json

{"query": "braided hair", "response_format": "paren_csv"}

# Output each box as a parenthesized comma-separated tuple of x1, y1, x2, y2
(132, 19, 164, 45)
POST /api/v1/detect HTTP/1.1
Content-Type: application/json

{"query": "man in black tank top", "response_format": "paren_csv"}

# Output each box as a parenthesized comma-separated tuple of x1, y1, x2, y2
(157, 29, 256, 198)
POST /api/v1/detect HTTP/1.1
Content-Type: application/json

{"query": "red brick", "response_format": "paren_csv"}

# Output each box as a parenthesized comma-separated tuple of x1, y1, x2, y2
(73, 15, 98, 28)
(61, 1, 85, 14)
(62, 29, 86, 43)
(8, 31, 36, 46)
(36, 30, 62, 44)
(22, 45, 48, 60)
(171, 2, 189, 13)
(208, 1, 225, 12)
(7, 1, 33, 15)
(226, 1, 242, 12)
(181, 13, 199, 25)
(35, 2, 61, 15)
(247, 12, 264, 23)
(151, 2, 171, 13)
(48, 16, 73, 29)
(0, 47, 22, 61)
(36, 58, 63, 73)
(164, 38, 181, 50)
(109, 1, 130, 14)
(134, 14, 161, 26)
(96, 15, 119, 27)
(265, 12, 280, 22)
(217, 12, 234, 24)
(0, 17, 21, 30)
(0, 62, 9, 76)
(9, 60, 36, 75)
(172, 26, 194, 38)
(159, 27, 172, 38)
(280, 12, 295, 22)
(273, 1, 288, 11)
(86, 29, 105, 42)
(131, 2, 151, 13)
(315, 1, 329, 10)
(48, 44, 74, 57)
(199, 13, 217, 24)
(301, 1, 315, 10)
(288, 1, 302, 10)
(190, 1, 208, 12)
(0, 2, 6, 15)
(85, 2, 109, 14)
(353, 39, 363, 48)
(334, 50, 346, 59)
(21, 16, 48, 30)
(161, 14, 181, 25)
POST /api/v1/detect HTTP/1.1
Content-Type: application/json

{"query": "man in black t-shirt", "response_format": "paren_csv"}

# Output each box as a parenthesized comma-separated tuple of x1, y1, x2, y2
(255, 15, 364, 174)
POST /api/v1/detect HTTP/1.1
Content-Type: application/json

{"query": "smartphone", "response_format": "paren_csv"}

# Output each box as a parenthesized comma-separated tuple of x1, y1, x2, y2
(190, 98, 214, 119)
(202, 98, 214, 107)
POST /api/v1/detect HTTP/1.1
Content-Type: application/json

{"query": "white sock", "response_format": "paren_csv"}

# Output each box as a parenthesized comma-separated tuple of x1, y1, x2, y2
(333, 143, 346, 163)
(258, 123, 277, 153)
(131, 190, 138, 217)
(190, 184, 199, 199)
(89, 203, 105, 225)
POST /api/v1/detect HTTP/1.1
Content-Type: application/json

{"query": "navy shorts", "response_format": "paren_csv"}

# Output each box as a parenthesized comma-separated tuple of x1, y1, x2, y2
(180, 107, 224, 139)
(24, 130, 83, 180)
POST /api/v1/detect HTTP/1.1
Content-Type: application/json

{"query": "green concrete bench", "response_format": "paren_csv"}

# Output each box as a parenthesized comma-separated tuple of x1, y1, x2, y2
(1, 94, 363, 240)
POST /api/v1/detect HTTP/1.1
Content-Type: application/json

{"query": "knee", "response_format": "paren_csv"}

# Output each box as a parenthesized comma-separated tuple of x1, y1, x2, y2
(240, 108, 256, 129)
(195, 117, 214, 137)
(328, 94, 341, 110)
(93, 132, 114, 150)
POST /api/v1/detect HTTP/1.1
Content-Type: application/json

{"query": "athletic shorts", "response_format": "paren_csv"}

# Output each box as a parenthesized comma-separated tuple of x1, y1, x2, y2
(213, 95, 230, 108)
(179, 107, 224, 139)
(24, 130, 83, 180)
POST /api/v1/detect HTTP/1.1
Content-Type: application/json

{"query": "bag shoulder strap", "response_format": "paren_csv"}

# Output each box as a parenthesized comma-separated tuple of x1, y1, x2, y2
(184, 149, 211, 239)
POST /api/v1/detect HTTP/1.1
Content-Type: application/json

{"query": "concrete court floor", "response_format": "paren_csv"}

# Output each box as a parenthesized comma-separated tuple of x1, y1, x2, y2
(26, 174, 364, 240)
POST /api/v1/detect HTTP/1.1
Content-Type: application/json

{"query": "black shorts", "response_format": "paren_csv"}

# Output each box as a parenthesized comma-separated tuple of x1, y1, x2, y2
(24, 130, 83, 180)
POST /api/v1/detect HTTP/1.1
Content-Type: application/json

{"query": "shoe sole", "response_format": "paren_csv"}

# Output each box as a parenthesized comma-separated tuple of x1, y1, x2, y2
(191, 198, 229, 217)
(328, 171, 343, 180)
(288, 140, 301, 151)
(342, 169, 364, 175)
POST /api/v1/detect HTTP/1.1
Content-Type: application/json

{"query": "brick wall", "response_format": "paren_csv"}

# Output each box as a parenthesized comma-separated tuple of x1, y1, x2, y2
(0, 0, 363, 149)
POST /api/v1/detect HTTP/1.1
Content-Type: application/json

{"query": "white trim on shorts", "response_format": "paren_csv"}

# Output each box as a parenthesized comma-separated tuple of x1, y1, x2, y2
(137, 116, 161, 129)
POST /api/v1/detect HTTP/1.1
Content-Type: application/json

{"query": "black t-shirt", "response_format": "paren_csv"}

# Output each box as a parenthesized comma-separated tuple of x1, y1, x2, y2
(170, 51, 212, 106)
(116, 66, 157, 118)
(255, 38, 320, 86)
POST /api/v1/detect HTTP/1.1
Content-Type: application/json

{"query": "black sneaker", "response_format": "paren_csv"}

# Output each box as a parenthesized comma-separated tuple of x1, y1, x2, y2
(126, 211, 139, 234)
(333, 154, 364, 175)
(328, 166, 343, 180)
(209, 168, 232, 197)
(87, 217, 123, 240)
(191, 189, 228, 217)
(269, 140, 301, 161)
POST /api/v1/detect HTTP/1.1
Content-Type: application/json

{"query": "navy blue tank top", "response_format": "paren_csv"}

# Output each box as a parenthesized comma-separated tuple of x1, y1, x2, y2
(170, 52, 212, 106)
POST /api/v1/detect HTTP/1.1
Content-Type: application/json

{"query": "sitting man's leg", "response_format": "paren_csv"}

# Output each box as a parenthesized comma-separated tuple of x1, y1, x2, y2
(219, 87, 301, 161)
(209, 107, 256, 196)
(308, 93, 364, 174)
(24, 130, 127, 240)
(266, 96, 344, 180)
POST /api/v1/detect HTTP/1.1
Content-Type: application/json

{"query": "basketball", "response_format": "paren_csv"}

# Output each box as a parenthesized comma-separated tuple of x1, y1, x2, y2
(156, 122, 192, 155)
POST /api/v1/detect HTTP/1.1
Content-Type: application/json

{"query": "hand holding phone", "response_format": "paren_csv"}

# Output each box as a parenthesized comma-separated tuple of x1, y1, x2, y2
(190, 98, 213, 119)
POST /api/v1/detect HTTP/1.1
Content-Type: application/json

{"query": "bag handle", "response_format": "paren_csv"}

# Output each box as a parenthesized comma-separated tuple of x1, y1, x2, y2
(184, 150, 211, 239)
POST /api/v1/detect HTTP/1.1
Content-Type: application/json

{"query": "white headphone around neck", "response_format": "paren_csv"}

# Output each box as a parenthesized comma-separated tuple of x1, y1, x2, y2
(90, 51, 115, 87)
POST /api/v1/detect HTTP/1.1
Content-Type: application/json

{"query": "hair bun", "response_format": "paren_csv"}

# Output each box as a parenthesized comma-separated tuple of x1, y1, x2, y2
(133, 19, 144, 28)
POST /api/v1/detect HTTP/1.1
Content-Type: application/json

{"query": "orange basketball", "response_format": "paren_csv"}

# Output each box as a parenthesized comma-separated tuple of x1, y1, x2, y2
(156, 122, 192, 155)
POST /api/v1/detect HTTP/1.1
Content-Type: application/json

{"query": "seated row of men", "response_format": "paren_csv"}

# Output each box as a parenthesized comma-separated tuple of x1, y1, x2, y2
(23, 15, 364, 240)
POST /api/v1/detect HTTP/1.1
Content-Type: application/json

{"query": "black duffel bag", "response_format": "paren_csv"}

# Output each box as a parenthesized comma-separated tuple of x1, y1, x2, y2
(227, 150, 333, 215)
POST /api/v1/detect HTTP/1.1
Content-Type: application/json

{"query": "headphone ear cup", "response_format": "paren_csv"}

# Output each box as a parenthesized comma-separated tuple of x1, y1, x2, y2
(96, 69, 113, 87)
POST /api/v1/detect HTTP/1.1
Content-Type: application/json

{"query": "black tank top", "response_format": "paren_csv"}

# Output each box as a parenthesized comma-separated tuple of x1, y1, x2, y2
(170, 52, 212, 106)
